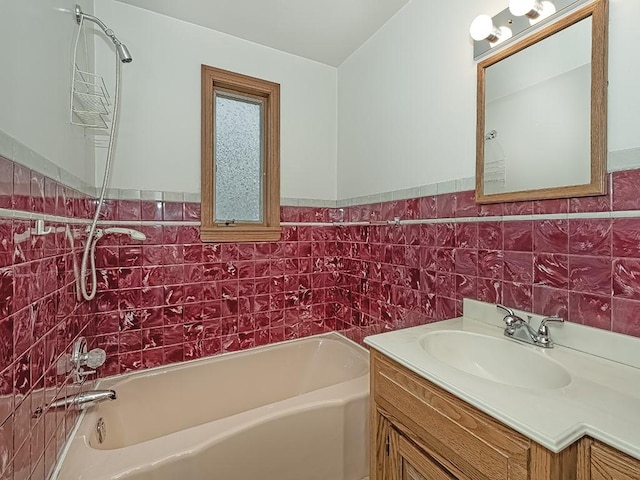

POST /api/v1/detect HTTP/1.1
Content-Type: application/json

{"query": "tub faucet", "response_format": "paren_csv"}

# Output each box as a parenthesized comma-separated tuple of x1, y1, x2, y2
(33, 389, 116, 418)
(40, 390, 116, 415)
(497, 304, 564, 348)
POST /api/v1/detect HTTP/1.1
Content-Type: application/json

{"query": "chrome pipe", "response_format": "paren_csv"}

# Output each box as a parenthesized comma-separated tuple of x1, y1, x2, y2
(48, 390, 117, 411)
(75, 5, 133, 63)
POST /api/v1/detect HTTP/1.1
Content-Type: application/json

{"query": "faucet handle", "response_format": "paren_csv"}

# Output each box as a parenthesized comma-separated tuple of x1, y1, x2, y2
(497, 304, 523, 326)
(497, 304, 522, 335)
(496, 304, 515, 317)
(538, 316, 564, 336)
(82, 348, 107, 369)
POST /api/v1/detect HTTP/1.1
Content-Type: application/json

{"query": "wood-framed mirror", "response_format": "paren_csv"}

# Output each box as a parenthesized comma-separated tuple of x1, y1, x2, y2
(475, 0, 608, 204)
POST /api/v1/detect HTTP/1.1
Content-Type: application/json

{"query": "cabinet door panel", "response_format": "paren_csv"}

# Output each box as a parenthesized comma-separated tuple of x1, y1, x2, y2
(394, 430, 457, 480)
(591, 442, 640, 480)
(372, 351, 529, 480)
(405, 464, 428, 480)
(372, 413, 396, 480)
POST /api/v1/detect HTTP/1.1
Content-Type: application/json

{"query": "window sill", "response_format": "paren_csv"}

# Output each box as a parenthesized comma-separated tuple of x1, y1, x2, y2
(200, 226, 281, 243)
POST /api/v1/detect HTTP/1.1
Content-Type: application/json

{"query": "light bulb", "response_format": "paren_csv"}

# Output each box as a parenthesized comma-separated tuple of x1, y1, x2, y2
(470, 14, 513, 45)
(494, 26, 513, 44)
(509, 0, 556, 24)
(509, 0, 540, 17)
(470, 15, 500, 42)
(531, 1, 556, 24)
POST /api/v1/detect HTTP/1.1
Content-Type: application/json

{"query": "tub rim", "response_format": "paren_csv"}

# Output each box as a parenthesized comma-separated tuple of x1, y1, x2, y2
(98, 331, 368, 390)
(51, 332, 368, 480)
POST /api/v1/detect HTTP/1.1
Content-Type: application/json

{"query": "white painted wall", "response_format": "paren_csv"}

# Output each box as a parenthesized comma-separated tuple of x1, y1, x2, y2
(607, 0, 640, 154)
(94, 0, 338, 200)
(0, 0, 95, 184)
(337, 0, 640, 199)
(5, 0, 639, 202)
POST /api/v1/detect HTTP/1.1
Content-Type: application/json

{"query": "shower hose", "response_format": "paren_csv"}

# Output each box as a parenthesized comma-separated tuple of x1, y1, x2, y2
(79, 56, 122, 301)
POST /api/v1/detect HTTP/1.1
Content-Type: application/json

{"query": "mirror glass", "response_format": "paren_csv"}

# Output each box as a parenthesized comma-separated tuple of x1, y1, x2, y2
(484, 18, 591, 194)
(476, 1, 607, 203)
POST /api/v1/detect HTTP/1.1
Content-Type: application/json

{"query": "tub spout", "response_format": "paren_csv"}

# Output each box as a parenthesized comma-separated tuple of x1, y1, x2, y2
(47, 390, 117, 412)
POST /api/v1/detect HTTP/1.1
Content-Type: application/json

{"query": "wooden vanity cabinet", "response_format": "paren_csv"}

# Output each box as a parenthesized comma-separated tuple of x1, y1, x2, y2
(370, 349, 578, 480)
(391, 425, 457, 480)
(578, 438, 640, 480)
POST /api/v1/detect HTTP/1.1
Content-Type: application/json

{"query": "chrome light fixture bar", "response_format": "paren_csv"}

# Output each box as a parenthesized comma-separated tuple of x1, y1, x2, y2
(471, 0, 590, 59)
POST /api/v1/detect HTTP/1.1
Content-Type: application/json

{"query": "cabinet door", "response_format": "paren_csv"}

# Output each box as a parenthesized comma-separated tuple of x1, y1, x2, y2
(391, 429, 458, 480)
(372, 351, 529, 480)
(591, 442, 640, 480)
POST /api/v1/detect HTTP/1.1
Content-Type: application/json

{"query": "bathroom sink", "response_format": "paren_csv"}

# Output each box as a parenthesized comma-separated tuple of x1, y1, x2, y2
(418, 330, 572, 389)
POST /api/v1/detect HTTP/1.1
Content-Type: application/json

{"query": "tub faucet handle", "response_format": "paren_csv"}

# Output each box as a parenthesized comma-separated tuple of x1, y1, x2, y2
(71, 337, 107, 383)
(83, 348, 107, 369)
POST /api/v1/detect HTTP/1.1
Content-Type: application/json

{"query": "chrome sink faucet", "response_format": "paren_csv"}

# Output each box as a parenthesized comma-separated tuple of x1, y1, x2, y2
(497, 305, 564, 348)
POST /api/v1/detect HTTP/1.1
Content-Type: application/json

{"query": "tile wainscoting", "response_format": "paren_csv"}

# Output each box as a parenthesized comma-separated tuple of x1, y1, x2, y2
(334, 169, 640, 342)
(0, 155, 97, 480)
(3, 150, 640, 479)
(89, 222, 342, 376)
(0, 153, 347, 480)
(335, 199, 640, 343)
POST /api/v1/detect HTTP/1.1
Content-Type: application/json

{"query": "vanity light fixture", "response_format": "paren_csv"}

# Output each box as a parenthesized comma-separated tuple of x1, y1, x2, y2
(470, 14, 513, 44)
(471, 0, 588, 59)
(509, 0, 557, 24)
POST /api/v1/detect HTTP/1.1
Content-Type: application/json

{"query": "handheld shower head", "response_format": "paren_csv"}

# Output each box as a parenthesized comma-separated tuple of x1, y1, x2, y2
(100, 227, 146, 241)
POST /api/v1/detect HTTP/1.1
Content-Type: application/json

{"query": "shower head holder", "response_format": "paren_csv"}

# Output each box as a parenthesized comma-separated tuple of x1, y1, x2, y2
(74, 5, 83, 24)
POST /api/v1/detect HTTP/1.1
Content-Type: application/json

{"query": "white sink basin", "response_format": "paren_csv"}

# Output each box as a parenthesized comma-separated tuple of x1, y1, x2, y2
(418, 330, 572, 389)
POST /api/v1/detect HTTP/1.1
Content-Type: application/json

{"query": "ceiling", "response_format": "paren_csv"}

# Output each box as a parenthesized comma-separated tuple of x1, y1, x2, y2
(114, 0, 410, 66)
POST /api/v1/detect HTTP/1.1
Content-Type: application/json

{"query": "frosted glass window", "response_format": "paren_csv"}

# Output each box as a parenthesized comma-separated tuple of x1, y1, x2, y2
(201, 64, 280, 243)
(214, 94, 264, 223)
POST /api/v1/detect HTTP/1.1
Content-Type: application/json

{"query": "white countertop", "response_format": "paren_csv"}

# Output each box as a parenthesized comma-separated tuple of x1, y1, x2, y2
(364, 300, 640, 460)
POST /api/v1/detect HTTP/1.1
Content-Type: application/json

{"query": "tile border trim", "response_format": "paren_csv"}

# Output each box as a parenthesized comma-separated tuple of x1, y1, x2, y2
(3, 206, 640, 228)
(0, 128, 95, 196)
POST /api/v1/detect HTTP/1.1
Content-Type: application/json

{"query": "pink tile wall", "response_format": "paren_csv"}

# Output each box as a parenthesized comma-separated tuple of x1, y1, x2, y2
(4, 148, 640, 480)
(0, 154, 347, 480)
(336, 171, 640, 341)
(88, 222, 342, 375)
(0, 156, 98, 480)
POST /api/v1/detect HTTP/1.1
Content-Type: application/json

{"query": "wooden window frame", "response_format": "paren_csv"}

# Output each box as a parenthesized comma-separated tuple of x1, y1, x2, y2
(201, 65, 280, 242)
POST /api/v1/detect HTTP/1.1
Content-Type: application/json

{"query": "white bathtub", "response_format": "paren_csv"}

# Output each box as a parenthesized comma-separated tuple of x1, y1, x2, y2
(55, 333, 370, 480)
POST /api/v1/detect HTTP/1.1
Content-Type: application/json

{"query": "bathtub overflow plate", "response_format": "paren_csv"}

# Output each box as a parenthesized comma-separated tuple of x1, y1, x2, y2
(96, 417, 106, 444)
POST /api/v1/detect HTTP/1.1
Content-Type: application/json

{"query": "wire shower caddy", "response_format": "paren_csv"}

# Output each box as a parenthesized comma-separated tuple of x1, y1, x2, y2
(70, 13, 112, 132)
(71, 66, 112, 129)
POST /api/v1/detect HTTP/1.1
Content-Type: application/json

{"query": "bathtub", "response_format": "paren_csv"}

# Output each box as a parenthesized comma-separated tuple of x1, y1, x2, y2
(55, 332, 370, 480)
